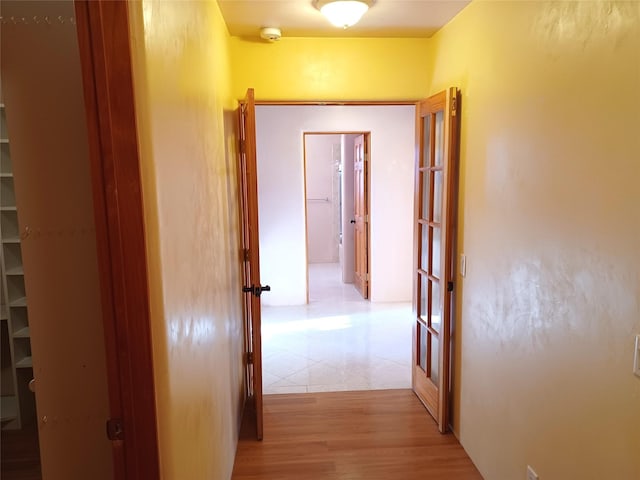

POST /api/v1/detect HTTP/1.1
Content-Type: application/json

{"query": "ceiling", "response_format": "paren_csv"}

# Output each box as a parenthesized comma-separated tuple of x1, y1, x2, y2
(217, 0, 471, 39)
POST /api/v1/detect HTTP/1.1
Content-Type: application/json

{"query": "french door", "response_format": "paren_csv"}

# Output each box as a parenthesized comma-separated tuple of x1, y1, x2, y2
(238, 88, 267, 440)
(412, 88, 460, 433)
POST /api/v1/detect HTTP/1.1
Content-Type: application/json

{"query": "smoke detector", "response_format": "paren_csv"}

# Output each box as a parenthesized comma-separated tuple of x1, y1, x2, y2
(260, 27, 282, 42)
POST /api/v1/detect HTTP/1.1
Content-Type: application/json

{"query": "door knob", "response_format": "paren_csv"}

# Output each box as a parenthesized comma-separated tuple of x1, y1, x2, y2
(243, 284, 271, 297)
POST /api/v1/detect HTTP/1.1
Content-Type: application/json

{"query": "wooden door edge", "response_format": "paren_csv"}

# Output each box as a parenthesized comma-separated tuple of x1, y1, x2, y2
(302, 133, 310, 304)
(444, 87, 461, 433)
(75, 1, 160, 477)
(235, 103, 251, 412)
(437, 87, 461, 434)
(365, 133, 371, 300)
(242, 88, 264, 441)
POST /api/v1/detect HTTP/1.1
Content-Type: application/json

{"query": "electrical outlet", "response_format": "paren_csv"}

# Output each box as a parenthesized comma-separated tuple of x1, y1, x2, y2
(634, 335, 640, 378)
(527, 465, 539, 480)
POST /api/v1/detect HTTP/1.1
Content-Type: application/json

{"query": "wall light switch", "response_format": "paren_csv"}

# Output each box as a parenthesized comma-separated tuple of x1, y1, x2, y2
(460, 254, 467, 277)
(634, 335, 640, 378)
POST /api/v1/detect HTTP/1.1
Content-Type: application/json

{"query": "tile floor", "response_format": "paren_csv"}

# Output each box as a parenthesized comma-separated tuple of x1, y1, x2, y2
(262, 263, 413, 394)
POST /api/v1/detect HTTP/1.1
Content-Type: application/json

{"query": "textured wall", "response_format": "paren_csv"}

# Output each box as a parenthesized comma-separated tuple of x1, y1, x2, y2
(428, 1, 640, 478)
(128, 1, 244, 478)
(230, 36, 430, 101)
(305, 134, 341, 264)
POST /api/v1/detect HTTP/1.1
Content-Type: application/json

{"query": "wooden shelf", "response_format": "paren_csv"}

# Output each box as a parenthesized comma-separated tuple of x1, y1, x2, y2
(0, 396, 18, 423)
(13, 327, 30, 338)
(0, 122, 30, 431)
(15, 357, 32, 369)
(1, 237, 21, 244)
(5, 266, 24, 276)
(9, 297, 27, 307)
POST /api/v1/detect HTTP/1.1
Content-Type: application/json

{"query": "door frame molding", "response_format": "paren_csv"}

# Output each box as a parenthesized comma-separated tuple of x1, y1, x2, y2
(301, 131, 371, 302)
(255, 100, 417, 106)
(253, 101, 415, 304)
(75, 1, 160, 478)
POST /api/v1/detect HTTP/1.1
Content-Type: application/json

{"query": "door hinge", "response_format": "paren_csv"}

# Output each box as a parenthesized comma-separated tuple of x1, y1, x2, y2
(447, 281, 454, 292)
(243, 248, 250, 262)
(451, 96, 458, 117)
(364, 272, 369, 282)
(364, 214, 369, 223)
(239, 139, 246, 154)
(106, 418, 124, 441)
(247, 352, 254, 364)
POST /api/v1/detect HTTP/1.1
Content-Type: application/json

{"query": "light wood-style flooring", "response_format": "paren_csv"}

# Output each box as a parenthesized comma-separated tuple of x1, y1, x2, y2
(232, 389, 482, 480)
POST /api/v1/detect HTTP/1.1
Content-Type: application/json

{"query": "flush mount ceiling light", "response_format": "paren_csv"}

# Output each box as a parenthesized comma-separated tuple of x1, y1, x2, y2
(314, 0, 374, 29)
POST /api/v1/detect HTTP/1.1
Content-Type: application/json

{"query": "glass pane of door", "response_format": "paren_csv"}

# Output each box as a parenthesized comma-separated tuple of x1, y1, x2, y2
(419, 323, 427, 371)
(419, 273, 428, 318)
(433, 170, 443, 223)
(431, 280, 441, 334)
(435, 110, 444, 166)
(421, 172, 430, 220)
(431, 226, 441, 279)
(422, 115, 431, 167)
(430, 333, 439, 383)
(420, 224, 429, 271)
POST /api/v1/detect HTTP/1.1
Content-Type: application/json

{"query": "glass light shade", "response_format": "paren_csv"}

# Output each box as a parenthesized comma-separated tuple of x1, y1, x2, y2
(320, 1, 369, 28)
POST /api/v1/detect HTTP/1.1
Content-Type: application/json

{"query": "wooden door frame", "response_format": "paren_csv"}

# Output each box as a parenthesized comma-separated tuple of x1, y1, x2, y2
(301, 131, 371, 303)
(75, 1, 160, 478)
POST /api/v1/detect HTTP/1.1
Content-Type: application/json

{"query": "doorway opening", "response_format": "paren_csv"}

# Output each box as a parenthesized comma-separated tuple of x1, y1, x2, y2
(254, 104, 416, 396)
(1, 2, 159, 477)
(303, 132, 369, 305)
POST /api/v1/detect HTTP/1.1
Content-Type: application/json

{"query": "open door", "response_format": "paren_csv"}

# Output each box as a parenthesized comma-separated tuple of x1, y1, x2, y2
(412, 88, 460, 433)
(1, 1, 118, 477)
(238, 88, 268, 440)
(353, 134, 369, 299)
(1, 1, 160, 478)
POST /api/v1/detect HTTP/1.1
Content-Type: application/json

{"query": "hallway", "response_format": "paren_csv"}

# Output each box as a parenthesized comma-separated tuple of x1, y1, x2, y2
(262, 263, 412, 394)
(232, 389, 482, 479)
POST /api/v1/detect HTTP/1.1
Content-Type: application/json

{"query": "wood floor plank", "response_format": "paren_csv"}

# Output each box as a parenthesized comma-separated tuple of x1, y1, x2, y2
(232, 389, 482, 480)
(0, 427, 42, 480)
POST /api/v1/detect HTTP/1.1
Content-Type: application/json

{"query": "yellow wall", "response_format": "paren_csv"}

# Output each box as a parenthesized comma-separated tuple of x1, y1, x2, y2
(128, 1, 244, 478)
(230, 36, 430, 101)
(429, 1, 640, 478)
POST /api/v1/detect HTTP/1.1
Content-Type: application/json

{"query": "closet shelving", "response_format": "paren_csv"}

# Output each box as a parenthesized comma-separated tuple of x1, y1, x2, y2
(0, 102, 34, 430)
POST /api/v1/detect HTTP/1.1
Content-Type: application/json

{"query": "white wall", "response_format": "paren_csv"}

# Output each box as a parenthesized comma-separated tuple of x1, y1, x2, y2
(256, 105, 415, 306)
(305, 134, 340, 264)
